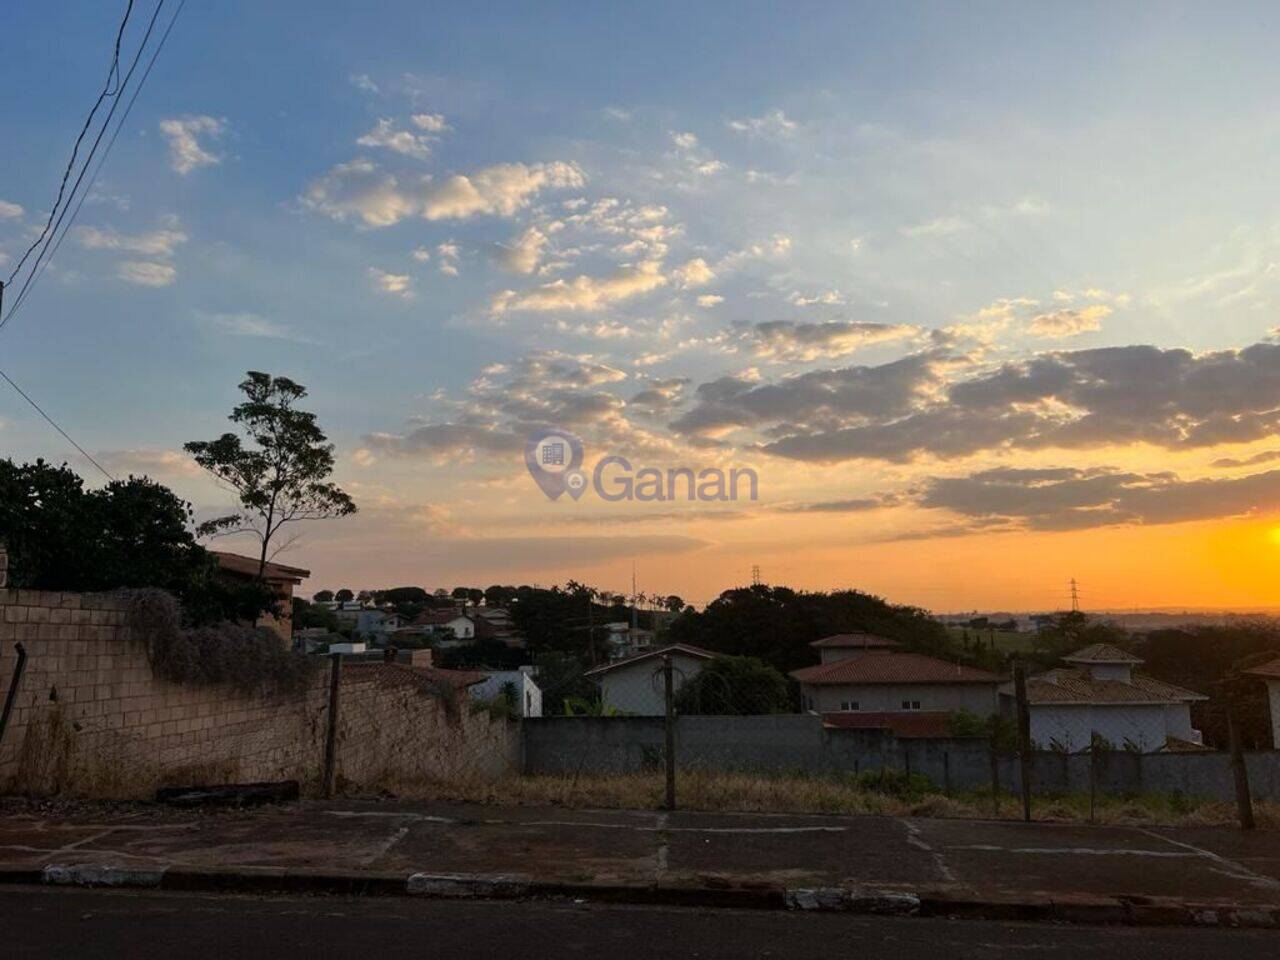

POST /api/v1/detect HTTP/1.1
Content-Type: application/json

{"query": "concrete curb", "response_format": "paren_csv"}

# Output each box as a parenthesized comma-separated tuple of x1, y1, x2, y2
(1, 862, 1277, 929)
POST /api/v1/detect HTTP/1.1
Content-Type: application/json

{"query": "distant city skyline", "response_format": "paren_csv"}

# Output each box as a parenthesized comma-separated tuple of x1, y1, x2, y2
(4, 2, 1280, 610)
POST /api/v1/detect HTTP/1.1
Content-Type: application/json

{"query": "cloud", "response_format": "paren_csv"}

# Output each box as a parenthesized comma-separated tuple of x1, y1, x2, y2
(671, 257, 714, 288)
(302, 159, 583, 227)
(117, 261, 176, 287)
(411, 245, 431, 262)
(629, 377, 690, 417)
(697, 295, 724, 308)
(356, 118, 435, 160)
(203, 311, 311, 342)
(410, 113, 449, 132)
(74, 224, 187, 257)
(436, 241, 460, 275)
(773, 496, 892, 514)
(727, 109, 797, 138)
(350, 73, 380, 94)
(738, 320, 921, 362)
(96, 449, 201, 478)
(1027, 304, 1112, 338)
(492, 226, 547, 274)
(746, 338, 1280, 464)
(916, 465, 1280, 532)
(900, 216, 968, 238)
(369, 267, 414, 298)
(671, 131, 699, 150)
(1211, 449, 1280, 468)
(158, 116, 224, 175)
(422, 161, 584, 220)
(788, 290, 846, 307)
(492, 260, 666, 313)
(365, 423, 525, 461)
(0, 199, 23, 219)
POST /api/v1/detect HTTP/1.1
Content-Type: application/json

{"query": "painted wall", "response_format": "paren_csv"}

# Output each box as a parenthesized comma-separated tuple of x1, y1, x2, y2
(1028, 703, 1189, 751)
(599, 653, 706, 715)
(803, 682, 999, 715)
(470, 670, 543, 718)
(1266, 679, 1280, 749)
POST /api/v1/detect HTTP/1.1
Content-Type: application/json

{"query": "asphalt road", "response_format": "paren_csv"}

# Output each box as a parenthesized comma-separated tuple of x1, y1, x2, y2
(3, 888, 1279, 959)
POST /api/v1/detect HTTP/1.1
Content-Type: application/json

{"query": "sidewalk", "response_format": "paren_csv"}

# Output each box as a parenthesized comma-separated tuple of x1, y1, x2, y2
(2, 799, 1279, 927)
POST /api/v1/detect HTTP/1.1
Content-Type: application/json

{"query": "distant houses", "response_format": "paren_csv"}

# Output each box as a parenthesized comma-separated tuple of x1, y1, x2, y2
(584, 643, 717, 715)
(1006, 643, 1207, 752)
(791, 633, 1003, 735)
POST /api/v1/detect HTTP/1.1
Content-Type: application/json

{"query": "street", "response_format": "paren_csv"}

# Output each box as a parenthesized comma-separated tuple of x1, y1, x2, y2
(2, 887, 1278, 960)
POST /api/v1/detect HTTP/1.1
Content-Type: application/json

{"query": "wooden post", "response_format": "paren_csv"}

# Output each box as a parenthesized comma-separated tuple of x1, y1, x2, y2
(322, 653, 343, 799)
(1013, 661, 1032, 823)
(663, 654, 676, 811)
(1226, 699, 1255, 831)
(1088, 731, 1099, 824)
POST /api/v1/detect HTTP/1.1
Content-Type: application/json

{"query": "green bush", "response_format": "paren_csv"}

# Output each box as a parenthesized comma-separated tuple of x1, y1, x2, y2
(849, 768, 937, 800)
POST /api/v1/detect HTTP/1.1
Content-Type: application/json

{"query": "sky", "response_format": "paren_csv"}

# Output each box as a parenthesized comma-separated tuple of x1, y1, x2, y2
(4, 1, 1280, 611)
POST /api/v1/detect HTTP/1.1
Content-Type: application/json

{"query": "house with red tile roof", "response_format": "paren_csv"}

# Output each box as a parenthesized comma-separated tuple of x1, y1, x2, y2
(791, 647, 1002, 721)
(1004, 644, 1207, 752)
(809, 633, 902, 663)
(210, 550, 309, 643)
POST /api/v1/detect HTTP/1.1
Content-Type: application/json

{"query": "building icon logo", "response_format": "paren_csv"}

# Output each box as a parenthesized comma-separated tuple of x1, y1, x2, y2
(524, 428, 587, 501)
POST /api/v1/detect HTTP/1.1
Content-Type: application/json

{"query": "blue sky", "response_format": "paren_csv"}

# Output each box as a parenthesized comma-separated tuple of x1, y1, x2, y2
(5, 2, 1280, 607)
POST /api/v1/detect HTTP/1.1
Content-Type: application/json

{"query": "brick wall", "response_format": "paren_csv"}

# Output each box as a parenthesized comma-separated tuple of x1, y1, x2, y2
(0, 587, 517, 798)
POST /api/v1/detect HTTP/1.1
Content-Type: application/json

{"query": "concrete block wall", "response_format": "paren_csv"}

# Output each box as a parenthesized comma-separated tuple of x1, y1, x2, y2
(521, 715, 1280, 802)
(0, 587, 517, 798)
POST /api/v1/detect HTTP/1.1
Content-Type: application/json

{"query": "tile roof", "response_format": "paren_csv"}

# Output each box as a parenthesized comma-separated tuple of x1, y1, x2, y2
(809, 633, 902, 650)
(820, 710, 955, 738)
(790, 651, 1002, 686)
(583, 643, 718, 678)
(1245, 658, 1280, 680)
(1014, 668, 1207, 705)
(1063, 643, 1143, 664)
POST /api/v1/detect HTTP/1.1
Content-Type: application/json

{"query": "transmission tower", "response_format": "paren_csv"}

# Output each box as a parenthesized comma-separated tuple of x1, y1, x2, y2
(751, 564, 761, 586)
(1069, 577, 1080, 612)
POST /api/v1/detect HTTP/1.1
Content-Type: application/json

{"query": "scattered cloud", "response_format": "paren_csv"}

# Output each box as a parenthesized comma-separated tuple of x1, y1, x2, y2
(74, 224, 187, 257)
(158, 116, 225, 175)
(96, 449, 201, 478)
(727, 109, 797, 138)
(349, 73, 380, 94)
(1027, 304, 1111, 337)
(493, 260, 666, 313)
(410, 112, 449, 132)
(492, 226, 548, 274)
(436, 241, 460, 276)
(697, 294, 724, 308)
(202, 311, 312, 342)
(738, 320, 921, 362)
(1211, 449, 1280, 469)
(671, 257, 715, 288)
(117, 261, 176, 287)
(900, 216, 968, 238)
(356, 118, 436, 160)
(369, 267, 414, 298)
(0, 199, 23, 219)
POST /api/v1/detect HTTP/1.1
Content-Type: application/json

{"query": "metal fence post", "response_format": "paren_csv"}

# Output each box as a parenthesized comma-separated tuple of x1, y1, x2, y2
(1088, 731, 1100, 824)
(322, 652, 343, 799)
(1226, 698, 1255, 830)
(663, 654, 676, 811)
(988, 729, 1000, 818)
(1013, 661, 1032, 823)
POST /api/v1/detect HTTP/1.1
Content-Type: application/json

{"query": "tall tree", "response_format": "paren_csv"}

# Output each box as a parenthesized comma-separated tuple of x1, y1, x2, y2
(185, 372, 356, 578)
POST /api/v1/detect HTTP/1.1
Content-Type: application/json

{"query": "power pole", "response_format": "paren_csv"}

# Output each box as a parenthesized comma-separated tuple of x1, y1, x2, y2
(751, 564, 761, 587)
(1069, 578, 1080, 612)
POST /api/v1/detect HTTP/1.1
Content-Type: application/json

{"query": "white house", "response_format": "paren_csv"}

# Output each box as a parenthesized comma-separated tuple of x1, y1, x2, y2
(1246, 658, 1280, 748)
(469, 667, 543, 718)
(584, 643, 716, 715)
(1006, 643, 1206, 752)
(791, 639, 1003, 720)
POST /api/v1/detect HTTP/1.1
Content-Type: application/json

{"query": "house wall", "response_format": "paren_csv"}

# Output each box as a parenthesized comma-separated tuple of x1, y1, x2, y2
(1029, 703, 1172, 751)
(470, 671, 543, 718)
(819, 648, 865, 664)
(1080, 663, 1132, 683)
(599, 653, 706, 715)
(804, 682, 999, 715)
(0, 587, 517, 798)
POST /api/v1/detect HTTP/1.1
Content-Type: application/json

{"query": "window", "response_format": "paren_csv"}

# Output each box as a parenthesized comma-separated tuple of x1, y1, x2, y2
(901, 699, 921, 711)
(839, 701, 859, 711)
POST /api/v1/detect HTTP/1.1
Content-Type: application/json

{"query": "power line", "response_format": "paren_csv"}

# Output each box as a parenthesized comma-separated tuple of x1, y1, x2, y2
(0, 0, 173, 333)
(0, 368, 115, 482)
(5, 1, 137, 284)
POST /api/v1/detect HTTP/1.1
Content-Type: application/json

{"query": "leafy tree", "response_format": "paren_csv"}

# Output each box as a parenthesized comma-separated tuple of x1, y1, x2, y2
(334, 588, 354, 603)
(185, 371, 356, 579)
(664, 595, 686, 613)
(675, 655, 792, 715)
(292, 597, 339, 631)
(313, 589, 335, 602)
(0, 458, 272, 625)
(1032, 611, 1128, 664)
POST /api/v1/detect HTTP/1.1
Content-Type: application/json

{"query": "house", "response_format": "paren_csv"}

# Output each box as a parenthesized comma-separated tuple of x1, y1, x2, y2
(210, 550, 310, 643)
(474, 607, 527, 650)
(1245, 658, 1280, 748)
(1005, 643, 1207, 752)
(604, 622, 655, 659)
(469, 667, 543, 718)
(810, 632, 902, 663)
(584, 643, 717, 715)
(412, 609, 476, 645)
(791, 643, 1002, 719)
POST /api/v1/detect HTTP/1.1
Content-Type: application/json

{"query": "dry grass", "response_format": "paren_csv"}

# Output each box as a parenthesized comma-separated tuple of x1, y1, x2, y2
(377, 769, 1280, 828)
